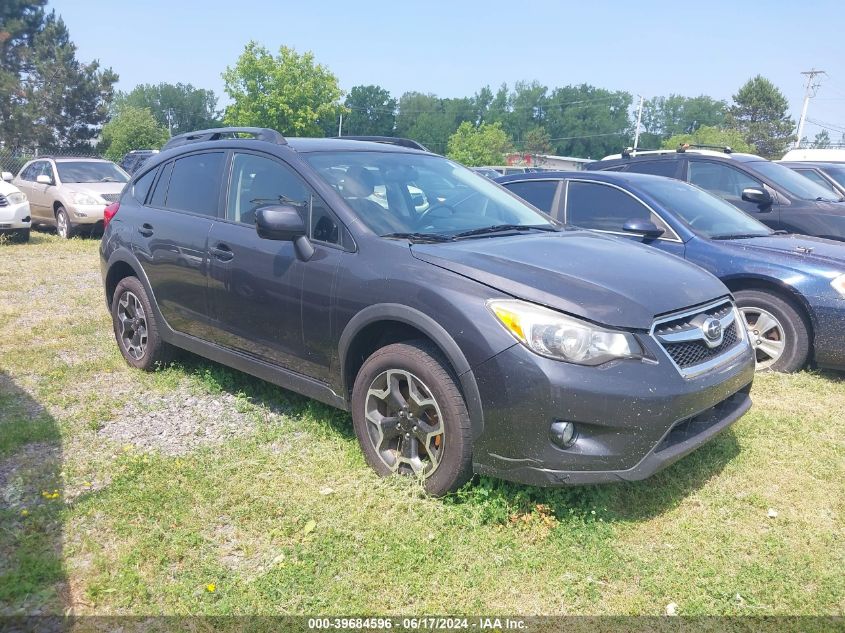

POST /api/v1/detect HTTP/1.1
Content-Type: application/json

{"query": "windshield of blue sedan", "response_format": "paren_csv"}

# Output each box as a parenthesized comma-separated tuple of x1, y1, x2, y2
(750, 160, 843, 202)
(57, 161, 129, 184)
(639, 177, 772, 238)
(305, 151, 556, 237)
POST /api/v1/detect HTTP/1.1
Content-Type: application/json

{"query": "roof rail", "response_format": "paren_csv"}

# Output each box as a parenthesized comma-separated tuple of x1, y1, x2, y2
(162, 127, 287, 151)
(333, 136, 430, 152)
(677, 143, 733, 154)
(621, 146, 665, 158)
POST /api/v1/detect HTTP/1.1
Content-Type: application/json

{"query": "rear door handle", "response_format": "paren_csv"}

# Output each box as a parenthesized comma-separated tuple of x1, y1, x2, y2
(210, 243, 234, 262)
(138, 223, 154, 237)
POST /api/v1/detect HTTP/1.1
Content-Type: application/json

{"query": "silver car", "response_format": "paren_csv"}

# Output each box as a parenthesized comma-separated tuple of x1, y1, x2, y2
(13, 157, 129, 238)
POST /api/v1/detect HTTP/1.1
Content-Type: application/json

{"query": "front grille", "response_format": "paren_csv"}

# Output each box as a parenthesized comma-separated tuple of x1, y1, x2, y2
(0, 195, 8, 207)
(662, 322, 739, 368)
(101, 193, 120, 203)
(655, 386, 751, 453)
(652, 300, 745, 375)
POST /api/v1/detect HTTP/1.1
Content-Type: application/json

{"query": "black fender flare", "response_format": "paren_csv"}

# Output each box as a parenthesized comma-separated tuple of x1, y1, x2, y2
(338, 303, 485, 439)
(105, 248, 173, 335)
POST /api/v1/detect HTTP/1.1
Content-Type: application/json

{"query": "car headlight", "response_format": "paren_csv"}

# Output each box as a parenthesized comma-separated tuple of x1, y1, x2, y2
(70, 191, 101, 205)
(488, 299, 643, 365)
(6, 192, 26, 204)
(832, 274, 845, 298)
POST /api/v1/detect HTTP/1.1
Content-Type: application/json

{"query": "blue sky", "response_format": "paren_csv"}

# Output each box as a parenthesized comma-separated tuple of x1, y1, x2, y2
(53, 0, 845, 139)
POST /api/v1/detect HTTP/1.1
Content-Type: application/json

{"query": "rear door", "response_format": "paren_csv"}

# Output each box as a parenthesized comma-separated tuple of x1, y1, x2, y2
(135, 151, 224, 338)
(562, 179, 685, 258)
(207, 151, 349, 381)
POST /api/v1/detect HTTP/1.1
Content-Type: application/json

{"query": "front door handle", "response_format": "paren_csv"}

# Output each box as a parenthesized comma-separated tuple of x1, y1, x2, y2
(210, 243, 234, 262)
(138, 223, 154, 237)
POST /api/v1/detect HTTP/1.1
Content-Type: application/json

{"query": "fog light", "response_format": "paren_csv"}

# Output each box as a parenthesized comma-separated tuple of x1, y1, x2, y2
(550, 420, 577, 449)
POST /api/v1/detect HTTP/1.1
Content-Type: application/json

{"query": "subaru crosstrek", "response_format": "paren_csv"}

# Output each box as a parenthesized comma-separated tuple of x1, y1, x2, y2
(100, 127, 756, 495)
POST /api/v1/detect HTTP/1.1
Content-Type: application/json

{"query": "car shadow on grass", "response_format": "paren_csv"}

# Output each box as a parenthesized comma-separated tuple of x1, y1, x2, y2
(0, 370, 67, 615)
(158, 354, 741, 524)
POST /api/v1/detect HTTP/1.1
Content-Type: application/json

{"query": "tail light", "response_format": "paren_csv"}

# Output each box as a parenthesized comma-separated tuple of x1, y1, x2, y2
(103, 202, 120, 230)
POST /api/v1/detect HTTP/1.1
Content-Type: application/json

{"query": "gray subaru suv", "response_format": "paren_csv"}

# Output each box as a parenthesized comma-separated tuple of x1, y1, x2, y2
(100, 127, 755, 495)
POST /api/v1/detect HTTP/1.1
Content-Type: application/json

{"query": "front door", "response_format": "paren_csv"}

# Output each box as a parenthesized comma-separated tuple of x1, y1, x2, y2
(563, 179, 686, 258)
(207, 151, 346, 381)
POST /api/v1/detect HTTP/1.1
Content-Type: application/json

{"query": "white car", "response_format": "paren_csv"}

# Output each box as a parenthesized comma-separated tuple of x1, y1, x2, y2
(0, 172, 32, 242)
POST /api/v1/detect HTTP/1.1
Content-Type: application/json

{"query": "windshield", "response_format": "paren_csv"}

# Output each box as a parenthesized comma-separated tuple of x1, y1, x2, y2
(57, 161, 129, 184)
(749, 160, 842, 202)
(822, 166, 845, 188)
(305, 152, 555, 238)
(640, 177, 772, 239)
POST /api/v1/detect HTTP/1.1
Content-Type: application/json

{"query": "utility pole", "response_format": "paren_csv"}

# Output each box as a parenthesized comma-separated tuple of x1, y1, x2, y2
(166, 108, 174, 137)
(795, 69, 826, 149)
(338, 112, 343, 137)
(633, 95, 645, 151)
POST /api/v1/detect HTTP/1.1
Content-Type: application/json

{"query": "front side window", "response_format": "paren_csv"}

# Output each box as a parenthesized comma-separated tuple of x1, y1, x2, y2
(688, 161, 760, 198)
(751, 160, 842, 201)
(305, 151, 555, 238)
(165, 152, 224, 216)
(821, 165, 845, 188)
(795, 169, 840, 196)
(55, 161, 128, 184)
(566, 181, 671, 235)
(503, 180, 559, 214)
(227, 153, 308, 225)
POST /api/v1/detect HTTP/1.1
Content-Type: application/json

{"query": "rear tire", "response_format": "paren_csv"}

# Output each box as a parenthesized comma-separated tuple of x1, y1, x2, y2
(734, 289, 809, 373)
(111, 276, 174, 370)
(351, 340, 473, 496)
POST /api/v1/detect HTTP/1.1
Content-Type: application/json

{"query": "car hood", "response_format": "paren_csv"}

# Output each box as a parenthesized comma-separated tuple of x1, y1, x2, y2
(64, 182, 127, 198)
(411, 230, 728, 329)
(0, 181, 22, 196)
(726, 234, 845, 267)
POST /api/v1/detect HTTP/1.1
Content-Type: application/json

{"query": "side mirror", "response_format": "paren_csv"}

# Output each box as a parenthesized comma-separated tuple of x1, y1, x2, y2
(622, 219, 665, 238)
(36, 174, 53, 185)
(255, 205, 306, 241)
(1, 171, 13, 182)
(741, 187, 771, 206)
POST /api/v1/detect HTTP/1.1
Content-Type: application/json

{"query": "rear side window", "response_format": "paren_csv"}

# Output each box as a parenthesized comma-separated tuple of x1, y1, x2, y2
(132, 167, 158, 204)
(503, 180, 559, 214)
(624, 160, 680, 178)
(164, 152, 224, 216)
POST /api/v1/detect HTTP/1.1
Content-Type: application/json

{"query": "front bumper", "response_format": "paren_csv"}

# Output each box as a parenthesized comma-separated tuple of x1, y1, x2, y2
(0, 201, 31, 230)
(66, 203, 106, 225)
(471, 333, 755, 486)
(808, 295, 845, 370)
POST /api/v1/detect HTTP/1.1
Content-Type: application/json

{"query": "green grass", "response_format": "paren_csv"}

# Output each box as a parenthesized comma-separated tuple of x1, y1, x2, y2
(0, 232, 843, 616)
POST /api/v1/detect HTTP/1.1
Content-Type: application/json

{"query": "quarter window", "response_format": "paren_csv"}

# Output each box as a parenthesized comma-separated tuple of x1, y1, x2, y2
(566, 181, 671, 235)
(688, 161, 760, 198)
(150, 162, 173, 208)
(503, 180, 559, 214)
(164, 152, 224, 216)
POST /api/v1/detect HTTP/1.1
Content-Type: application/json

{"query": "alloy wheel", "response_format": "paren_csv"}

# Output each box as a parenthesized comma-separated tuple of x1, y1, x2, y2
(117, 291, 148, 360)
(364, 369, 445, 477)
(740, 306, 786, 370)
(56, 211, 68, 238)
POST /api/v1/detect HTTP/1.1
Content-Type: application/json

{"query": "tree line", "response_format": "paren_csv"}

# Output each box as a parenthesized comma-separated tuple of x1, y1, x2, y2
(1, 4, 835, 166)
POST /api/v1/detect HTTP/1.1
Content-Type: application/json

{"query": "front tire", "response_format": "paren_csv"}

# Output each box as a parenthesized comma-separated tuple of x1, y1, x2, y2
(734, 289, 810, 373)
(111, 276, 173, 370)
(55, 206, 75, 239)
(351, 341, 473, 496)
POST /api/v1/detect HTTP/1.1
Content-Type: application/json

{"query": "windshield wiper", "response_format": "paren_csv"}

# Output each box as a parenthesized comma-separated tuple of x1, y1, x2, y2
(452, 224, 559, 239)
(711, 233, 769, 240)
(381, 232, 454, 243)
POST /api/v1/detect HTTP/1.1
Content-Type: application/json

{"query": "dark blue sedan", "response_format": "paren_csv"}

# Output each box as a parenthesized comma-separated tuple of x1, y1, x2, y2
(497, 171, 845, 373)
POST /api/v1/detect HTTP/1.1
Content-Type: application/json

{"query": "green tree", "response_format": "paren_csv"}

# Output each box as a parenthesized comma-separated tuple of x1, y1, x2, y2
(341, 85, 396, 136)
(523, 126, 553, 158)
(446, 121, 513, 166)
(726, 75, 795, 159)
(99, 107, 168, 161)
(222, 42, 342, 136)
(0, 4, 117, 150)
(661, 125, 754, 153)
(113, 83, 220, 135)
(642, 94, 727, 138)
(812, 129, 831, 149)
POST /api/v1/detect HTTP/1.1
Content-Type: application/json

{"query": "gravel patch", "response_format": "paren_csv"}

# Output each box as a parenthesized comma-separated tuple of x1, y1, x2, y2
(97, 385, 256, 455)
